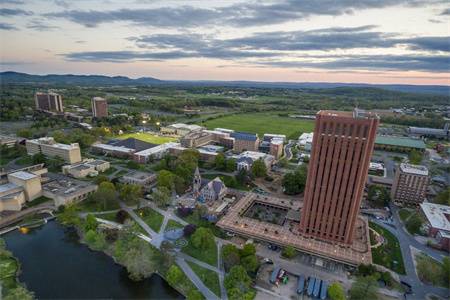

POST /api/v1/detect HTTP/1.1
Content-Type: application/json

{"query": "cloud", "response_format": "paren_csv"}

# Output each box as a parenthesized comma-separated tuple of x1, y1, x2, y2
(439, 8, 450, 15)
(0, 22, 17, 30)
(45, 6, 219, 28)
(256, 55, 450, 72)
(44, 0, 443, 28)
(0, 8, 32, 16)
(26, 20, 59, 31)
(401, 36, 450, 52)
(54, 0, 70, 8)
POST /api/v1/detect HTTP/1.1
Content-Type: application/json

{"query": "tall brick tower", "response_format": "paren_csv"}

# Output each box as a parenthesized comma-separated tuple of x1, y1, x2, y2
(299, 108, 379, 245)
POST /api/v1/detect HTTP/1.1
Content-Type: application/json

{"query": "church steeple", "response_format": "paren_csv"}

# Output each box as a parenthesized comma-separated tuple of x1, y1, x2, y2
(193, 166, 201, 195)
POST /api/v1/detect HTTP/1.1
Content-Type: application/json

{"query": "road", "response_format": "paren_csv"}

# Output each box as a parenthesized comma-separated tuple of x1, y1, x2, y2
(283, 141, 295, 161)
(371, 205, 449, 300)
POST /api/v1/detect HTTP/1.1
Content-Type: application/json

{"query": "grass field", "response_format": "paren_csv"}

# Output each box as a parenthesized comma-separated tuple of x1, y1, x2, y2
(113, 132, 177, 144)
(187, 261, 221, 297)
(182, 235, 218, 266)
(370, 222, 406, 275)
(201, 113, 315, 140)
(135, 207, 164, 232)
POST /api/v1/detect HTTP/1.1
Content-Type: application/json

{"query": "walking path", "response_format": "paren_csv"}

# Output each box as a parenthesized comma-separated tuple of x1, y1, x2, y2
(176, 257, 220, 300)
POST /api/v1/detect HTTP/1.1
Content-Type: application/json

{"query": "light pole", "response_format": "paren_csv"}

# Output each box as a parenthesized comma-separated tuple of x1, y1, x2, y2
(142, 120, 147, 132)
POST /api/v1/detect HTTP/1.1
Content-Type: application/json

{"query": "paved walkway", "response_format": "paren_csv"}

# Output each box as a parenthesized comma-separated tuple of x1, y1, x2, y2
(176, 257, 220, 300)
(372, 207, 449, 300)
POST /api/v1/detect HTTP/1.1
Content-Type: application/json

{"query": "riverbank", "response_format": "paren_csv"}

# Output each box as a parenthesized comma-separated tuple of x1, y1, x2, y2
(0, 238, 34, 299)
(57, 205, 201, 298)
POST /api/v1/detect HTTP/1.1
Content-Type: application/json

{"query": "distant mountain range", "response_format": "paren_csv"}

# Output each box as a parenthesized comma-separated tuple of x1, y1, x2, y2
(1, 71, 449, 96)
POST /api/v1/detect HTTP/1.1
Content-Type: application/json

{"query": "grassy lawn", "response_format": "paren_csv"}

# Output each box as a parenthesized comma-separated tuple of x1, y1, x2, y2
(135, 207, 164, 232)
(398, 208, 413, 222)
(165, 219, 184, 231)
(182, 235, 218, 266)
(201, 112, 315, 140)
(78, 198, 121, 213)
(101, 166, 117, 175)
(415, 253, 448, 288)
(187, 261, 221, 297)
(369, 222, 406, 275)
(113, 132, 177, 144)
(95, 211, 120, 222)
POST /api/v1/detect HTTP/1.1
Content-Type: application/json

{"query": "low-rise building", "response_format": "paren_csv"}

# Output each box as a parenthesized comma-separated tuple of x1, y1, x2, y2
(199, 177, 227, 202)
(26, 137, 82, 164)
(181, 131, 214, 148)
(62, 159, 110, 178)
(408, 123, 449, 139)
(0, 183, 25, 211)
(263, 133, 286, 143)
(420, 202, 450, 251)
(235, 151, 274, 171)
(91, 143, 136, 158)
(160, 123, 203, 136)
(133, 142, 180, 163)
(391, 163, 429, 207)
(0, 135, 17, 148)
(231, 132, 259, 153)
(269, 139, 284, 159)
(298, 132, 314, 151)
(374, 135, 426, 153)
(42, 177, 97, 207)
(7, 171, 42, 201)
(120, 171, 157, 191)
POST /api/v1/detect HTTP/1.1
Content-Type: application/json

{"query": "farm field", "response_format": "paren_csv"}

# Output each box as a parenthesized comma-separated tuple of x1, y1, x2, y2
(113, 132, 177, 144)
(201, 113, 315, 139)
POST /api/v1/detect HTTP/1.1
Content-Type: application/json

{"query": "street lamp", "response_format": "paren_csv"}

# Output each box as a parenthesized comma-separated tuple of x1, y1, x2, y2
(142, 120, 147, 132)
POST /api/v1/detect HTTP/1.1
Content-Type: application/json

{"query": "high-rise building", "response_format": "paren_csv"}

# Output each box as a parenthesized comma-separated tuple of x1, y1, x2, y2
(35, 92, 64, 113)
(299, 109, 379, 245)
(91, 97, 108, 118)
(391, 163, 429, 207)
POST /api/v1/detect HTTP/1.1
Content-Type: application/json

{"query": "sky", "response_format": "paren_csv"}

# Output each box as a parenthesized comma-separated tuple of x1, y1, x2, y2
(0, 0, 449, 85)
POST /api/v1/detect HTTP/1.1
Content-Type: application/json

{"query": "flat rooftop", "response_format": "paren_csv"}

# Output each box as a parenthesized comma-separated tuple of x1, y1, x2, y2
(399, 163, 429, 176)
(0, 182, 21, 194)
(217, 192, 372, 266)
(123, 171, 155, 180)
(375, 135, 426, 150)
(42, 177, 96, 197)
(8, 171, 38, 180)
(420, 202, 450, 232)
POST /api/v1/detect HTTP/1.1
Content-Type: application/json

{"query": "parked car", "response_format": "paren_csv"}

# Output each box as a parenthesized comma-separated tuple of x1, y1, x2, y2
(263, 258, 274, 264)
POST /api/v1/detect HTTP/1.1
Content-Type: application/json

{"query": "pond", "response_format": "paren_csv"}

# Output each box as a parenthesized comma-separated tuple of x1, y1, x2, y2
(3, 221, 183, 299)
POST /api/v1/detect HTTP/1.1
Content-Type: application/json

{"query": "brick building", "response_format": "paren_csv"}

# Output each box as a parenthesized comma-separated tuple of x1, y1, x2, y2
(35, 92, 64, 113)
(231, 132, 259, 153)
(299, 109, 379, 245)
(391, 163, 429, 207)
(91, 97, 108, 118)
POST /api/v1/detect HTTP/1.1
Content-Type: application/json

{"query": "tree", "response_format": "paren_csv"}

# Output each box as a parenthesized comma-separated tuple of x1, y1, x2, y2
(405, 213, 423, 235)
(84, 229, 98, 244)
(157, 170, 175, 190)
(166, 264, 183, 286)
(241, 254, 259, 273)
(357, 264, 377, 276)
(115, 210, 128, 224)
(251, 158, 267, 178)
(183, 224, 197, 237)
(380, 271, 393, 287)
(328, 282, 346, 300)
(226, 158, 237, 172)
(16, 128, 32, 139)
(282, 245, 296, 259)
(191, 227, 214, 250)
(152, 186, 171, 207)
(93, 181, 117, 210)
(32, 153, 46, 164)
(225, 265, 255, 300)
(4, 284, 34, 300)
(349, 275, 378, 300)
(215, 153, 226, 170)
(222, 244, 241, 271)
(240, 243, 256, 257)
(367, 185, 390, 207)
(434, 188, 450, 206)
(121, 241, 158, 281)
(408, 150, 423, 164)
(84, 214, 98, 232)
(187, 289, 203, 300)
(282, 164, 307, 195)
(119, 184, 142, 206)
(95, 175, 110, 185)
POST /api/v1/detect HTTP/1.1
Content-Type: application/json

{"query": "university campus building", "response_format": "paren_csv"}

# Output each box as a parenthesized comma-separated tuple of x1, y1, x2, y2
(91, 97, 108, 118)
(217, 109, 377, 266)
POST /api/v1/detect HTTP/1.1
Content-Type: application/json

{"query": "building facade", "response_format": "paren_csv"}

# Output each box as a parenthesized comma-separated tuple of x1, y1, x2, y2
(391, 163, 429, 207)
(299, 109, 379, 245)
(231, 132, 259, 153)
(91, 97, 108, 118)
(26, 137, 82, 164)
(35, 92, 64, 113)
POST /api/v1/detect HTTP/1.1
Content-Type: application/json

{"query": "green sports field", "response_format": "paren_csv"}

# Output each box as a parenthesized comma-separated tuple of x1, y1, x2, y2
(202, 113, 315, 140)
(113, 132, 177, 144)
